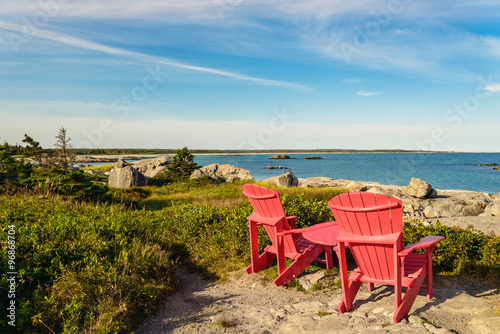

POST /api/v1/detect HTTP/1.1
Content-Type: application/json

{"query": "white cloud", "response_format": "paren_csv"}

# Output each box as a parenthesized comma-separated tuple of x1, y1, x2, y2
(357, 91, 381, 96)
(483, 84, 500, 92)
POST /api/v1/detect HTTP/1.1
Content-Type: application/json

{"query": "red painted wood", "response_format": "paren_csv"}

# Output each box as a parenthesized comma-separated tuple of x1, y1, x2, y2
(242, 184, 335, 286)
(328, 192, 444, 323)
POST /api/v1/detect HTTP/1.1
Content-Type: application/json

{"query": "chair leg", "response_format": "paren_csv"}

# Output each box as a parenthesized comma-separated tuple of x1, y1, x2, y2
(426, 250, 433, 299)
(338, 280, 362, 313)
(246, 248, 276, 274)
(393, 268, 427, 323)
(368, 283, 374, 291)
(324, 246, 334, 270)
(336, 242, 362, 313)
(274, 245, 324, 286)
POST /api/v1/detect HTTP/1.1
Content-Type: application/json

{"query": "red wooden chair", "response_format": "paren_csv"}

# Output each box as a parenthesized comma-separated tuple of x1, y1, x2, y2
(242, 184, 334, 286)
(328, 192, 444, 323)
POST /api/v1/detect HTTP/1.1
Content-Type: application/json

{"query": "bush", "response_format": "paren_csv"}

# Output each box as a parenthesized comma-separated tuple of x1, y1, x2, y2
(403, 220, 500, 279)
(281, 193, 334, 228)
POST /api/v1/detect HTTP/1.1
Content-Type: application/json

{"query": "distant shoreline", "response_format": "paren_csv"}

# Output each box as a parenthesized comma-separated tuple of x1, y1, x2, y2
(75, 150, 500, 162)
(73, 149, 500, 158)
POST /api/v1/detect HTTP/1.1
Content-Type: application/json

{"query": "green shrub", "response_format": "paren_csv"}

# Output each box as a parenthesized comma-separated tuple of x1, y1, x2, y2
(403, 220, 500, 279)
(281, 193, 334, 228)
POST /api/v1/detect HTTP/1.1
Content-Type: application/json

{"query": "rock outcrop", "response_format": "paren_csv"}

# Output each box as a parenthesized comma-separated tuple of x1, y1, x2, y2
(190, 163, 254, 182)
(108, 159, 148, 188)
(260, 171, 299, 187)
(294, 177, 500, 235)
(132, 156, 171, 179)
(484, 201, 500, 216)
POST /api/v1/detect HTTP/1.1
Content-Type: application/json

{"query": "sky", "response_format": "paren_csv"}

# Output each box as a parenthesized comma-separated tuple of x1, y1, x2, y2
(1, 0, 500, 151)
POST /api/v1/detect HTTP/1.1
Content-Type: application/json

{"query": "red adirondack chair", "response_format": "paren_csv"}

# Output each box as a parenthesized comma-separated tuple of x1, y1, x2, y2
(328, 192, 444, 323)
(242, 184, 335, 286)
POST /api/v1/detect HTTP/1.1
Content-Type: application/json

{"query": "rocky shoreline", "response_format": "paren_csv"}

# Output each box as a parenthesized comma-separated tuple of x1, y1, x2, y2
(81, 157, 500, 236)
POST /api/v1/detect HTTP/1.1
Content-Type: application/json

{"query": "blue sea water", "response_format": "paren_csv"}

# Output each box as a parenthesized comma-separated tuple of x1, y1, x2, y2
(193, 153, 500, 194)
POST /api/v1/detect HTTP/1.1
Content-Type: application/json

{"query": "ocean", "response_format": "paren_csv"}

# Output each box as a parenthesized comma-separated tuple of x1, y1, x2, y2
(193, 153, 500, 194)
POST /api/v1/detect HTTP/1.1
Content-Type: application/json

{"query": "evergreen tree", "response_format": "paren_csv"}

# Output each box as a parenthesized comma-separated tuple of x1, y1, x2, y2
(0, 141, 33, 184)
(54, 126, 75, 169)
(165, 146, 199, 180)
(22, 134, 44, 166)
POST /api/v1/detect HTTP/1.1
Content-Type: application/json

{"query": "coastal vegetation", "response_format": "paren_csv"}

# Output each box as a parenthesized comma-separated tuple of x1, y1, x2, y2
(1, 139, 499, 333)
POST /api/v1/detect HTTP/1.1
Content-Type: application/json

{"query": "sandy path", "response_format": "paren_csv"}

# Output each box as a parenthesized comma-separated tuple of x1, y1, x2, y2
(135, 268, 500, 334)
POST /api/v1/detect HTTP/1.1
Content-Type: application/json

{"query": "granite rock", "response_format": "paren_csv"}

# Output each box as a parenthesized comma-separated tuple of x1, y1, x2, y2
(190, 163, 254, 182)
(108, 159, 147, 188)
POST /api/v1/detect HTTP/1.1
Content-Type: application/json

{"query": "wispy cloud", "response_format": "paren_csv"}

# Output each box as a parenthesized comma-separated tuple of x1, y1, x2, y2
(0, 20, 311, 91)
(357, 91, 381, 96)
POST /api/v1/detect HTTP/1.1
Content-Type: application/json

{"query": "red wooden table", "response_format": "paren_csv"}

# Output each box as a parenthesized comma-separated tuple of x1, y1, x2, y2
(302, 221, 340, 246)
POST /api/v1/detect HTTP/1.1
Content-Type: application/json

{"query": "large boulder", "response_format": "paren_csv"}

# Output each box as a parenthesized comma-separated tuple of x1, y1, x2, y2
(131, 156, 171, 177)
(190, 163, 254, 182)
(261, 171, 299, 187)
(404, 178, 437, 198)
(145, 157, 171, 178)
(108, 159, 148, 188)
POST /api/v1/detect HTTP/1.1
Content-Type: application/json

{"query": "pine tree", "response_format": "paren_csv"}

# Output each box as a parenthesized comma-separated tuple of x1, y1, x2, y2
(54, 127, 75, 169)
(22, 134, 44, 166)
(165, 146, 199, 180)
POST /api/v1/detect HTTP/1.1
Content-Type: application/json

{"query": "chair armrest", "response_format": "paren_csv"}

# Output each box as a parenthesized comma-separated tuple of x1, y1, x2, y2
(336, 231, 402, 245)
(276, 221, 338, 236)
(247, 213, 282, 226)
(398, 236, 445, 257)
(287, 216, 299, 229)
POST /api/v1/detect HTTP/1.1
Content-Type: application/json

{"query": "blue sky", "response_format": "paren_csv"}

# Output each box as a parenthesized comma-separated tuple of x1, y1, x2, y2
(1, 0, 500, 151)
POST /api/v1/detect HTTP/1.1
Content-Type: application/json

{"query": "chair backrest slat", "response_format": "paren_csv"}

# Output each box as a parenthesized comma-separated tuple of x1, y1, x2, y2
(243, 184, 296, 253)
(329, 192, 403, 281)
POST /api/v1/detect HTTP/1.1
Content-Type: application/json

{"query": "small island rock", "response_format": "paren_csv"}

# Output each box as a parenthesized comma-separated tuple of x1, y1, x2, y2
(264, 166, 289, 170)
(269, 155, 290, 159)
